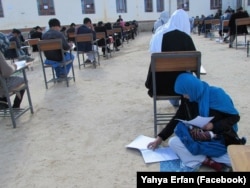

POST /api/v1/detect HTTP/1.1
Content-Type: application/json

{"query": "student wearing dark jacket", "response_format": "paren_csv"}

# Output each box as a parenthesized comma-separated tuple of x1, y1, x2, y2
(42, 18, 74, 78)
(30, 26, 43, 52)
(94, 21, 111, 57)
(228, 7, 249, 48)
(76, 17, 96, 63)
(145, 9, 195, 107)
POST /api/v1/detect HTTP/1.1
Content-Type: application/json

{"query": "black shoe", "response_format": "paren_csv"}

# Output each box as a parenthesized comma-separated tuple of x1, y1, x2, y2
(115, 48, 120, 51)
(0, 102, 8, 109)
(84, 59, 91, 64)
(229, 44, 232, 48)
(221, 164, 233, 172)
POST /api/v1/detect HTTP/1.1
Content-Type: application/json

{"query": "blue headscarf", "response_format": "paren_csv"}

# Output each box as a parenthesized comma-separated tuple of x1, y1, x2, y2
(174, 73, 239, 117)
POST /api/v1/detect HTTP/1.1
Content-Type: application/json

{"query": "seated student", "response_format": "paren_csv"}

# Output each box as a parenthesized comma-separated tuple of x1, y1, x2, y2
(66, 23, 76, 42)
(124, 21, 135, 40)
(202, 14, 214, 37)
(228, 7, 249, 48)
(104, 22, 121, 51)
(94, 21, 111, 57)
(5, 29, 34, 62)
(42, 18, 74, 79)
(218, 10, 231, 42)
(60, 26, 67, 38)
(131, 20, 139, 36)
(148, 73, 246, 172)
(0, 32, 25, 109)
(76, 17, 96, 64)
(145, 9, 196, 107)
(30, 26, 43, 52)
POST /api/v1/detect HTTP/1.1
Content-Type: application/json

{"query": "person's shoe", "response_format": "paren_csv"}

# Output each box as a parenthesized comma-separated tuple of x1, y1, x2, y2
(0, 102, 9, 110)
(229, 44, 232, 48)
(115, 48, 120, 51)
(84, 59, 91, 64)
(221, 164, 233, 172)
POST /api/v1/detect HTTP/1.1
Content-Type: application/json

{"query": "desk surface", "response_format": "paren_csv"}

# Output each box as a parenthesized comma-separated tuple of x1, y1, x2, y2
(228, 145, 250, 172)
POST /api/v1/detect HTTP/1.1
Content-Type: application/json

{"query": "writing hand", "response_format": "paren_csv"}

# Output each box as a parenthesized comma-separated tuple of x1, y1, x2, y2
(147, 137, 162, 150)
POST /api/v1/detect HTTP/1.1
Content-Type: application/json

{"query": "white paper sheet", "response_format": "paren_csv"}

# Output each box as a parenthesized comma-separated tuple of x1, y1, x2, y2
(15, 60, 26, 70)
(176, 116, 214, 128)
(126, 135, 179, 163)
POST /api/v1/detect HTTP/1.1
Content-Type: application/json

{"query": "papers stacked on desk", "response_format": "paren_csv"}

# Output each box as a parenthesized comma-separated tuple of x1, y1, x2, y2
(126, 135, 179, 163)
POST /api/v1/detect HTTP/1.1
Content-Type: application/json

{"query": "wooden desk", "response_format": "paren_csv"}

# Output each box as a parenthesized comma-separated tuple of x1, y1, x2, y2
(228, 145, 250, 171)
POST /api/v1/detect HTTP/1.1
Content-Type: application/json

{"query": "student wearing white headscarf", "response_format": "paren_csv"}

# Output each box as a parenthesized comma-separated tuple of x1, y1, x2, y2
(150, 9, 191, 53)
(152, 10, 169, 33)
(145, 9, 195, 107)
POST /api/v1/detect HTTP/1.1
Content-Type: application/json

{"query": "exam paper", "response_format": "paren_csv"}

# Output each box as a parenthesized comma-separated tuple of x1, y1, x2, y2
(126, 135, 179, 163)
(176, 116, 214, 128)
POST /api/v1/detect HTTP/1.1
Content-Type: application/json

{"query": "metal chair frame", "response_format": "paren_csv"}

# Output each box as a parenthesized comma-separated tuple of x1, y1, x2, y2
(0, 65, 34, 128)
(151, 51, 201, 137)
(74, 33, 100, 69)
(37, 39, 75, 89)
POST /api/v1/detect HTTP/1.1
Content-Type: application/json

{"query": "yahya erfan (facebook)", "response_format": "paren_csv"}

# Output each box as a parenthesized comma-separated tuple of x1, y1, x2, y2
(140, 176, 246, 185)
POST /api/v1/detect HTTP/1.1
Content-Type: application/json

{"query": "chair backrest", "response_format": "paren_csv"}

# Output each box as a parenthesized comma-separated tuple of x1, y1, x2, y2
(9, 41, 17, 50)
(222, 20, 229, 28)
(151, 51, 201, 97)
(235, 17, 250, 27)
(68, 32, 76, 38)
(75, 33, 93, 43)
(95, 32, 106, 40)
(212, 19, 220, 25)
(74, 33, 96, 53)
(235, 17, 250, 35)
(26, 38, 40, 46)
(151, 51, 201, 76)
(113, 27, 122, 34)
(67, 32, 76, 42)
(37, 38, 64, 62)
(106, 29, 113, 36)
(6, 41, 18, 60)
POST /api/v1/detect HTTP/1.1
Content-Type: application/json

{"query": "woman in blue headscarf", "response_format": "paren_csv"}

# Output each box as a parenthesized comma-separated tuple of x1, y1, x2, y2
(148, 73, 245, 172)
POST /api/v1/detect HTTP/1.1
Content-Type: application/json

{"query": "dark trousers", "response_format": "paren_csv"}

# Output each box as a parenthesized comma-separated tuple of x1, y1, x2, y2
(0, 89, 25, 108)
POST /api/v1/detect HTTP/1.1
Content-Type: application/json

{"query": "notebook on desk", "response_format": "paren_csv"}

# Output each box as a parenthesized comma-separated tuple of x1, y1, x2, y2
(15, 60, 26, 70)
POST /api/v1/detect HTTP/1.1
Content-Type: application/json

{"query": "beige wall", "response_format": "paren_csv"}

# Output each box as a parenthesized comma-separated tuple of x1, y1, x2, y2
(0, 0, 248, 31)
